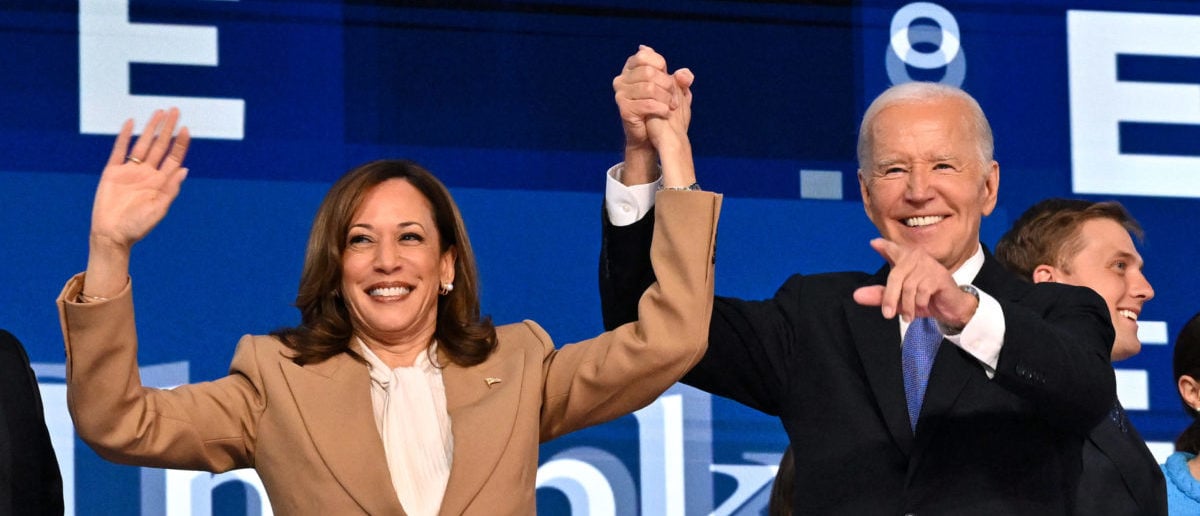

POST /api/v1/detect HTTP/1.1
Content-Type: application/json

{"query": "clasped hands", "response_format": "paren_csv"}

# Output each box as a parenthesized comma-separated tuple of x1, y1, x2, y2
(613, 45, 695, 188)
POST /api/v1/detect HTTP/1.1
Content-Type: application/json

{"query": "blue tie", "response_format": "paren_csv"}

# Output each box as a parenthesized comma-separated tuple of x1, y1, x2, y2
(902, 317, 942, 432)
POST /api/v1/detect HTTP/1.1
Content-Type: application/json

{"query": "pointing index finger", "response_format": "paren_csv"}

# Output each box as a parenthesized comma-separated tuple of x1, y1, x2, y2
(869, 238, 899, 266)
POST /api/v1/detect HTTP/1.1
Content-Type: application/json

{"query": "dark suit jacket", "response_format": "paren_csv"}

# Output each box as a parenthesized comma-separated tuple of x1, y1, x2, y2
(600, 208, 1117, 515)
(1074, 404, 1167, 516)
(0, 330, 63, 515)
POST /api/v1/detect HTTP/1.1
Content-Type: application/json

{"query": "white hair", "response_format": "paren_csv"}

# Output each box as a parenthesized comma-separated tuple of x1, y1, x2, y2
(856, 82, 994, 172)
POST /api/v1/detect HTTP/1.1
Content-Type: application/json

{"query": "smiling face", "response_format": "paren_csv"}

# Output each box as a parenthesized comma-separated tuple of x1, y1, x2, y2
(340, 178, 455, 352)
(1038, 218, 1154, 361)
(858, 97, 1000, 272)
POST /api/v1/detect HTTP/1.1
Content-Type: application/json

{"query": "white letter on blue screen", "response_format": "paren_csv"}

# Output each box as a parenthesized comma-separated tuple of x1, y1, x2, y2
(79, 0, 245, 140)
(1068, 10, 1200, 198)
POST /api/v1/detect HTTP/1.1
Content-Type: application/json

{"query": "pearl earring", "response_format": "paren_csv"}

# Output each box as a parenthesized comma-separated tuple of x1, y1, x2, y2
(439, 282, 454, 296)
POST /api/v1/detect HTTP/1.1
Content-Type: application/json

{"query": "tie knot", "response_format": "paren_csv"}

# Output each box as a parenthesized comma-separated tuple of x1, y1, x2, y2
(906, 317, 941, 342)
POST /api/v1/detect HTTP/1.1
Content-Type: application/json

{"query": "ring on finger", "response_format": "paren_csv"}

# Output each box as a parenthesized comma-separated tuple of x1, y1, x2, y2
(126, 155, 144, 165)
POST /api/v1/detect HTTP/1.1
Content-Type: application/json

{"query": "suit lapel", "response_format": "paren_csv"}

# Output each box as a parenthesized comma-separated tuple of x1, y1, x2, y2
(846, 268, 914, 453)
(972, 248, 1031, 304)
(1089, 411, 1159, 512)
(279, 353, 405, 515)
(438, 343, 524, 515)
(906, 343, 978, 476)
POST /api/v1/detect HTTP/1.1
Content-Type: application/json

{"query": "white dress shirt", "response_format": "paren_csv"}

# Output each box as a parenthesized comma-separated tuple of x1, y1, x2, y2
(358, 339, 453, 516)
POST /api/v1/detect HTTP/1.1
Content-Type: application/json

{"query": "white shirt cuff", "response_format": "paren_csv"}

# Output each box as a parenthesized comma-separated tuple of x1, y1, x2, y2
(605, 162, 661, 227)
(945, 287, 1005, 378)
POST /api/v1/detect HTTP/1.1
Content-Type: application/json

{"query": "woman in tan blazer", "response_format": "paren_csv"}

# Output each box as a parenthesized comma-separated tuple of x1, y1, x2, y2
(58, 98, 712, 514)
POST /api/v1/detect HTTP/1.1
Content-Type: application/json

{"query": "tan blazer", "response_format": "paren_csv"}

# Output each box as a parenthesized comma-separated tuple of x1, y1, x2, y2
(57, 191, 721, 515)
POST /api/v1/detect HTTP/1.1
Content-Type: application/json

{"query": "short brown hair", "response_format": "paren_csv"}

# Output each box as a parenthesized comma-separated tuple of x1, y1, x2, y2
(272, 160, 496, 366)
(994, 198, 1143, 281)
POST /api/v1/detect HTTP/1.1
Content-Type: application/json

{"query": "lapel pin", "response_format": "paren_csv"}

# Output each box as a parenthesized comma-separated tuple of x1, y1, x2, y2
(485, 377, 502, 387)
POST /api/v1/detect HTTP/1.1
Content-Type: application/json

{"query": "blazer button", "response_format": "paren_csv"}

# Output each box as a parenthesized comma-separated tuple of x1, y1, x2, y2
(1015, 365, 1032, 379)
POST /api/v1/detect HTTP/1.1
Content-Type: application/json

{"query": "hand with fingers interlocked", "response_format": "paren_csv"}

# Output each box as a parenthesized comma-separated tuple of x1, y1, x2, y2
(612, 45, 695, 187)
(83, 108, 190, 299)
(852, 238, 979, 330)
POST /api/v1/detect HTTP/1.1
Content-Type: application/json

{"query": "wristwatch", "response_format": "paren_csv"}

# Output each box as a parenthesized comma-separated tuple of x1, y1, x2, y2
(938, 284, 980, 336)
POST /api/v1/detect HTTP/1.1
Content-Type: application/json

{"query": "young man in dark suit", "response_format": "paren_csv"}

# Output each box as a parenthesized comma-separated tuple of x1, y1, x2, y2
(600, 47, 1116, 514)
(996, 199, 1165, 515)
(0, 329, 63, 515)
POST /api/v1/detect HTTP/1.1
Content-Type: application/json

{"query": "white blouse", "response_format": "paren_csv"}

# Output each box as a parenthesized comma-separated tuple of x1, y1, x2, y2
(357, 339, 454, 516)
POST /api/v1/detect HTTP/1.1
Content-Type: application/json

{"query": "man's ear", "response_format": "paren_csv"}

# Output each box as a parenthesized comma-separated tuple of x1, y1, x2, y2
(979, 160, 1000, 217)
(1032, 264, 1057, 284)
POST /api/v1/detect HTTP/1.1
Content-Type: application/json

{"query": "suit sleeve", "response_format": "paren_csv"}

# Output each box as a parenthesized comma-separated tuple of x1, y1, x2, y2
(0, 329, 64, 513)
(540, 191, 721, 440)
(57, 275, 265, 472)
(599, 204, 657, 331)
(678, 285, 807, 416)
(599, 196, 802, 416)
(992, 283, 1117, 431)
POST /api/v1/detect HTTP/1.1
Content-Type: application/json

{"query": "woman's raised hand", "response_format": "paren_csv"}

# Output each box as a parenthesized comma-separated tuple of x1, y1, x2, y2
(81, 109, 190, 299)
(91, 108, 190, 251)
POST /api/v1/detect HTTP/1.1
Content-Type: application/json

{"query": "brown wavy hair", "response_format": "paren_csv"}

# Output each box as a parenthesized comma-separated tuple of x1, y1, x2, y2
(994, 198, 1142, 281)
(271, 160, 497, 366)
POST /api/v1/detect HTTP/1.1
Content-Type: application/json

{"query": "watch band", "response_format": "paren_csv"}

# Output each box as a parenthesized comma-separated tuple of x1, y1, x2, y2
(659, 182, 701, 191)
(937, 284, 980, 336)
